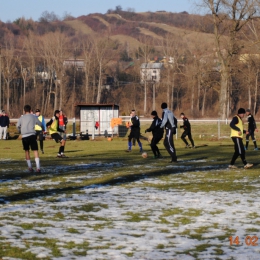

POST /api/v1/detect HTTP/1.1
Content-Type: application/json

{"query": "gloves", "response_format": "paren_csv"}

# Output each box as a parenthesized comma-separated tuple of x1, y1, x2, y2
(180, 125, 183, 128)
(145, 129, 147, 133)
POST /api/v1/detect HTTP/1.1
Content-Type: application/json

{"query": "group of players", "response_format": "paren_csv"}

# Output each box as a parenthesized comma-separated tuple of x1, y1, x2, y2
(126, 102, 195, 163)
(126, 103, 257, 169)
(16, 105, 68, 173)
(16, 102, 257, 172)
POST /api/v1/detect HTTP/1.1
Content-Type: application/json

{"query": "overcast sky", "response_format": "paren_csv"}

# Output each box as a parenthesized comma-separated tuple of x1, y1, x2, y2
(0, 0, 200, 22)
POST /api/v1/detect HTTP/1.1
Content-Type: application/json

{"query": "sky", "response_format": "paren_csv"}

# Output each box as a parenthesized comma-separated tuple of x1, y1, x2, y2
(0, 0, 199, 22)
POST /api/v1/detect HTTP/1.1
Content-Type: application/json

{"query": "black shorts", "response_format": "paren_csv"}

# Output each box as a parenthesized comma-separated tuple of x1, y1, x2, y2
(22, 135, 38, 151)
(51, 133, 63, 143)
(129, 129, 140, 139)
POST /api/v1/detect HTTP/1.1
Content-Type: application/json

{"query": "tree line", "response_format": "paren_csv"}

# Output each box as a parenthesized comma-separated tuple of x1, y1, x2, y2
(1, 1, 260, 119)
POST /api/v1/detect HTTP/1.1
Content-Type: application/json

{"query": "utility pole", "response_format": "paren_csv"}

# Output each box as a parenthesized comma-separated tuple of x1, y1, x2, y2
(152, 71, 156, 111)
(153, 81, 155, 110)
(72, 48, 77, 117)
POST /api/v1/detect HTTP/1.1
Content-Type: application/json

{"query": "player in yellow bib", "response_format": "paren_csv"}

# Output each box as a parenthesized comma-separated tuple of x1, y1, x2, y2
(35, 109, 46, 154)
(229, 108, 253, 169)
(46, 110, 67, 158)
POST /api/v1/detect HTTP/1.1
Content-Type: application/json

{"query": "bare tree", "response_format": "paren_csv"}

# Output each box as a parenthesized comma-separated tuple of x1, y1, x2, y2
(1, 36, 18, 113)
(81, 37, 95, 103)
(18, 58, 28, 107)
(39, 11, 60, 22)
(161, 34, 185, 111)
(136, 36, 155, 113)
(238, 54, 260, 114)
(24, 32, 38, 101)
(38, 35, 56, 114)
(92, 36, 114, 104)
(202, 0, 260, 119)
(38, 32, 69, 111)
(245, 19, 260, 114)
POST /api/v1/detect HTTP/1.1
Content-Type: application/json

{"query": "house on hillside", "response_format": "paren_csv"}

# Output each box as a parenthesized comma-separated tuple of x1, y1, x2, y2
(140, 63, 163, 84)
(63, 58, 85, 71)
(35, 70, 56, 81)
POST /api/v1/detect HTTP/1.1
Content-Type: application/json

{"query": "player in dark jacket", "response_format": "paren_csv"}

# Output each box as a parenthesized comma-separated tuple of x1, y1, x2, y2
(245, 109, 258, 150)
(145, 110, 164, 158)
(126, 110, 143, 152)
(180, 113, 195, 148)
(0, 110, 10, 139)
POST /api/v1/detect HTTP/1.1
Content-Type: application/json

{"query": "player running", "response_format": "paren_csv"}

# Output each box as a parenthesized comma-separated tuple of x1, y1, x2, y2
(145, 110, 164, 158)
(46, 110, 68, 158)
(180, 112, 195, 148)
(126, 110, 143, 152)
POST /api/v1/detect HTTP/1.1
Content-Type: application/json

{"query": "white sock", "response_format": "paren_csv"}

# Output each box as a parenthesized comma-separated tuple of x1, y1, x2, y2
(35, 158, 40, 169)
(27, 160, 32, 168)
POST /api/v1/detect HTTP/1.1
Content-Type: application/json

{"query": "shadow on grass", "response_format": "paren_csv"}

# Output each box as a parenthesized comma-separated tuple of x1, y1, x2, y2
(0, 145, 258, 203)
(0, 167, 228, 204)
(63, 150, 84, 153)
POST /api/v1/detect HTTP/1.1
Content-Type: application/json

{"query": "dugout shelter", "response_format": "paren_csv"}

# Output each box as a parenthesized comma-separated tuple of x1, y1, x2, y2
(76, 104, 120, 137)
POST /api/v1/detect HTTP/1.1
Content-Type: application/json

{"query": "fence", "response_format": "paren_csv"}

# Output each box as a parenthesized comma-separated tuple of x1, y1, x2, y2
(118, 118, 233, 141)
(10, 118, 254, 141)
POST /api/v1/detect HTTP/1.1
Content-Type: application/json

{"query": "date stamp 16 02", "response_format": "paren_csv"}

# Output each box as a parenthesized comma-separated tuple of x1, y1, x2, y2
(229, 236, 258, 246)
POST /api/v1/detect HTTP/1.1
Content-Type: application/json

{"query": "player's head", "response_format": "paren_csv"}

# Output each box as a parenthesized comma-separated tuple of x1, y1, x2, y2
(237, 108, 246, 117)
(180, 112, 185, 118)
(161, 102, 167, 109)
(151, 110, 157, 117)
(131, 110, 136, 116)
(24, 105, 31, 113)
(246, 108, 251, 115)
(54, 110, 60, 118)
(35, 109, 40, 116)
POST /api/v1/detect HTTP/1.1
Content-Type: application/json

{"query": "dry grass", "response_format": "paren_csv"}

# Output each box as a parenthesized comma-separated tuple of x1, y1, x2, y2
(110, 34, 141, 50)
(92, 15, 111, 29)
(137, 27, 164, 40)
(65, 12, 218, 52)
(64, 20, 93, 34)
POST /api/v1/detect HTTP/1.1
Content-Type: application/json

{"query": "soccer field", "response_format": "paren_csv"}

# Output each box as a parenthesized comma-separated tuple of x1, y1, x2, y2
(0, 136, 259, 259)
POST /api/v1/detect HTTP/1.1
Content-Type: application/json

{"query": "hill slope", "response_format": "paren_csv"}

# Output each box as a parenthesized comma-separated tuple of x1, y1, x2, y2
(64, 11, 216, 55)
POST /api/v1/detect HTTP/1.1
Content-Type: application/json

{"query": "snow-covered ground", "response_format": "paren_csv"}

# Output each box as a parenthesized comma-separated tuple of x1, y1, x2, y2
(0, 162, 260, 259)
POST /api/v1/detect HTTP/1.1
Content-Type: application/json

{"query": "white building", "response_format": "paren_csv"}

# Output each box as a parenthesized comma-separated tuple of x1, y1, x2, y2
(140, 63, 163, 84)
(63, 59, 85, 70)
(76, 103, 119, 136)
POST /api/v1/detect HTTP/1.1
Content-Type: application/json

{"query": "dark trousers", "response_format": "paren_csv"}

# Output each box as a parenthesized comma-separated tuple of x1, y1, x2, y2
(151, 135, 162, 156)
(181, 130, 194, 146)
(230, 137, 247, 165)
(164, 128, 177, 161)
(128, 129, 142, 150)
(246, 130, 257, 148)
(35, 130, 44, 151)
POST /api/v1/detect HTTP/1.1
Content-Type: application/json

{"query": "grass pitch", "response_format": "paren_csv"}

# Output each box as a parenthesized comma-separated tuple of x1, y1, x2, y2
(0, 128, 259, 259)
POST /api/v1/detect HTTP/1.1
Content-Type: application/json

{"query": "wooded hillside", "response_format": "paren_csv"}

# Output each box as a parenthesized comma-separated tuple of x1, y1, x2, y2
(0, 3, 260, 119)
